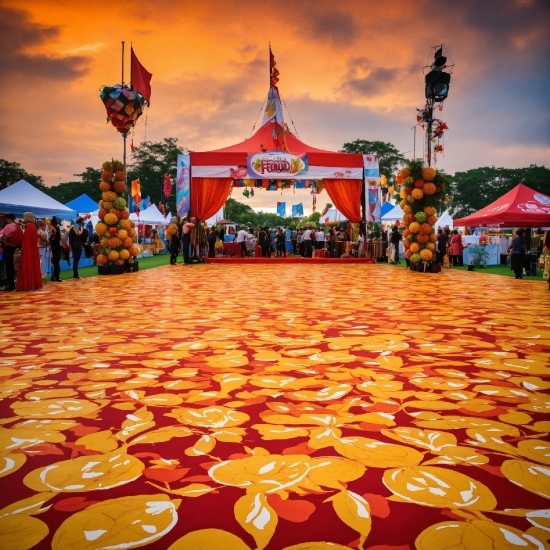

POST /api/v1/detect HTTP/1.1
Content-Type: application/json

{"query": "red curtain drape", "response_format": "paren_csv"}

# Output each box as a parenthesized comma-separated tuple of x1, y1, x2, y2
(323, 179, 362, 222)
(191, 178, 233, 221)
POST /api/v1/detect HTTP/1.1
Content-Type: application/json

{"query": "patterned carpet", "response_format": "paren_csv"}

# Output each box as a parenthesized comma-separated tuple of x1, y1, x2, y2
(0, 264, 549, 550)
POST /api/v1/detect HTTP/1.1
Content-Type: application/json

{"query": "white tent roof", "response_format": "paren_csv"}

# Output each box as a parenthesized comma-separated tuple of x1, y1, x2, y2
(0, 179, 77, 219)
(436, 210, 454, 229)
(130, 204, 170, 225)
(206, 207, 224, 226)
(381, 204, 404, 221)
(321, 208, 347, 224)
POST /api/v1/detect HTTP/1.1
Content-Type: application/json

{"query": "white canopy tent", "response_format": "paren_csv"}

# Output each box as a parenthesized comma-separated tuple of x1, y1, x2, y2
(381, 204, 404, 222)
(435, 210, 454, 229)
(0, 180, 77, 219)
(206, 207, 225, 226)
(130, 204, 170, 225)
(321, 208, 347, 224)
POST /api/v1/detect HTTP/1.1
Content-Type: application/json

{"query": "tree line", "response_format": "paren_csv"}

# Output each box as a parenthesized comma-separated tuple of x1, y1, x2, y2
(1, 139, 549, 225)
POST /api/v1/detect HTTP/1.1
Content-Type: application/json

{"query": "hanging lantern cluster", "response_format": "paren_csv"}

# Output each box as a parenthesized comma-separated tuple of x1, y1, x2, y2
(392, 160, 448, 266)
(99, 84, 146, 137)
(94, 160, 139, 268)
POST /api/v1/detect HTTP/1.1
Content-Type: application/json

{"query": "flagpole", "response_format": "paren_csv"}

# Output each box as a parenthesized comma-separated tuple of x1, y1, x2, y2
(121, 41, 128, 196)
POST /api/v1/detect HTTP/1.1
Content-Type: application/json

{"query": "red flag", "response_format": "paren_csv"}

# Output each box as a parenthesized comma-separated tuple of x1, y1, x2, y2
(163, 174, 172, 198)
(131, 47, 152, 105)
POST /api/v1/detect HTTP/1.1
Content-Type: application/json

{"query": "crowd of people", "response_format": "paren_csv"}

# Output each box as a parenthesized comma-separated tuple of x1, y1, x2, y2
(0, 212, 93, 291)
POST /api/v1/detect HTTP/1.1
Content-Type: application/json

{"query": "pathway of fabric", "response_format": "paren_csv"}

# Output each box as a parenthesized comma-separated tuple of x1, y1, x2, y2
(0, 264, 549, 550)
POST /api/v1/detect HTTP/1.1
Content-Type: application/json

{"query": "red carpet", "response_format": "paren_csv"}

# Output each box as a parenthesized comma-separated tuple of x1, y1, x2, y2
(0, 264, 549, 550)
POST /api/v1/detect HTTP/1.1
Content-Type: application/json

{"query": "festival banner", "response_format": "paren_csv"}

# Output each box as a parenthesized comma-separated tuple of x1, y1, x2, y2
(292, 203, 303, 217)
(276, 201, 286, 217)
(176, 154, 190, 218)
(247, 152, 308, 179)
(363, 154, 381, 222)
(192, 165, 362, 180)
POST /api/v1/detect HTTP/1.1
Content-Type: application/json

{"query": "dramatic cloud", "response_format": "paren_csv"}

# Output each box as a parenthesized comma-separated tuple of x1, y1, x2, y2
(0, 5, 89, 80)
(0, 0, 548, 201)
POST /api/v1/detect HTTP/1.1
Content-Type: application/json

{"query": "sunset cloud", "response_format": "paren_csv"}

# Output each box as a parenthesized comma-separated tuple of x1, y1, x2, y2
(0, 0, 548, 216)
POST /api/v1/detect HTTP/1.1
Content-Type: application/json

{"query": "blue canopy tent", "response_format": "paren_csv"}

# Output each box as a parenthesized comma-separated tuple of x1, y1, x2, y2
(0, 180, 77, 219)
(380, 201, 395, 217)
(65, 194, 99, 213)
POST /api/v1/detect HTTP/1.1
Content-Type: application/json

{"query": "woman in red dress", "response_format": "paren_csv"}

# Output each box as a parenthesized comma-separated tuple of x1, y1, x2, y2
(16, 211, 43, 291)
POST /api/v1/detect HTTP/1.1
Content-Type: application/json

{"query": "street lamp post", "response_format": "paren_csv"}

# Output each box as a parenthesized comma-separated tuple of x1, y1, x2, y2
(421, 46, 453, 167)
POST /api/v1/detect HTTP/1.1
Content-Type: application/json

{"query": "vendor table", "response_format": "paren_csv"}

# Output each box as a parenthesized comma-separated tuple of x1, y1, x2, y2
(463, 244, 499, 266)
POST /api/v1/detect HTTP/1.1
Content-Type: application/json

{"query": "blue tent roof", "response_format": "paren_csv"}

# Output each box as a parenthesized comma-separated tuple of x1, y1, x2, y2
(381, 201, 395, 216)
(65, 194, 99, 213)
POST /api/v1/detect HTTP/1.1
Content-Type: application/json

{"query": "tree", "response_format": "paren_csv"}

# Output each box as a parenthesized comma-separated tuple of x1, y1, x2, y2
(128, 138, 186, 213)
(0, 159, 46, 191)
(449, 165, 550, 219)
(340, 140, 406, 181)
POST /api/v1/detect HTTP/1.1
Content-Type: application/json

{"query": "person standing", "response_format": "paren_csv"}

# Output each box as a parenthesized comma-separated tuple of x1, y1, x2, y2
(390, 226, 402, 264)
(236, 225, 249, 257)
(37, 220, 49, 277)
(0, 213, 22, 291)
(49, 216, 62, 282)
(259, 227, 270, 258)
(69, 218, 84, 279)
(436, 228, 448, 265)
(181, 217, 196, 264)
(207, 228, 217, 258)
(316, 228, 326, 250)
(450, 230, 463, 266)
(303, 224, 313, 258)
(510, 228, 526, 279)
(16, 212, 43, 291)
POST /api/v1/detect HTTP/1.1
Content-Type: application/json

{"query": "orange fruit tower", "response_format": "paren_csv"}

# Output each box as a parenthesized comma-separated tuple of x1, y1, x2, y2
(94, 160, 140, 269)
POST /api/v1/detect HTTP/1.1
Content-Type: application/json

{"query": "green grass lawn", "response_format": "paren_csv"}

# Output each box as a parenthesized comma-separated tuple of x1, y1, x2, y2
(43, 253, 172, 281)
(384, 260, 546, 280)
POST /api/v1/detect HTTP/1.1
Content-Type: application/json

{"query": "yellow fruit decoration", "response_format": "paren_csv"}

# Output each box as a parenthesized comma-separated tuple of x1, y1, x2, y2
(129, 244, 140, 256)
(104, 213, 118, 226)
(119, 249, 130, 260)
(426, 242, 436, 252)
(102, 201, 113, 210)
(99, 181, 111, 192)
(95, 222, 108, 236)
(108, 250, 119, 261)
(119, 219, 131, 230)
(399, 188, 407, 199)
(410, 242, 420, 253)
(399, 200, 407, 209)
(117, 229, 128, 240)
(423, 182, 437, 195)
(51, 494, 179, 550)
(400, 167, 411, 178)
(421, 166, 437, 181)
(102, 191, 117, 202)
(403, 205, 411, 214)
(420, 249, 433, 261)
(409, 222, 420, 233)
(411, 188, 424, 200)
(128, 227, 136, 238)
(96, 254, 108, 265)
(423, 206, 436, 216)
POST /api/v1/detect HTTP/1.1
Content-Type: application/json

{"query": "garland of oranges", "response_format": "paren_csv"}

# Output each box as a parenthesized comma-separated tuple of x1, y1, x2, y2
(94, 160, 140, 268)
(392, 160, 448, 265)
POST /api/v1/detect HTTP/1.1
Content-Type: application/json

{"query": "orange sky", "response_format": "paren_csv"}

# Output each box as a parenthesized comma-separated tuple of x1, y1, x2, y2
(1, 0, 549, 213)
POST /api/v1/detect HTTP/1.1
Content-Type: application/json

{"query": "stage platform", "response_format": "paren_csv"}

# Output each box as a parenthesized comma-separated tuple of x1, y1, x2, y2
(206, 256, 378, 264)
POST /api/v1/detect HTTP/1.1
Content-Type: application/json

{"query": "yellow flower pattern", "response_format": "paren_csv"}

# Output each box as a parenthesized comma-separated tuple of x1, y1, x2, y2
(0, 264, 548, 549)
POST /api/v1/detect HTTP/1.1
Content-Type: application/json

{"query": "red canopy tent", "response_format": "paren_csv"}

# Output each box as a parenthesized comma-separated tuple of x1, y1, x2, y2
(189, 120, 364, 222)
(454, 183, 550, 228)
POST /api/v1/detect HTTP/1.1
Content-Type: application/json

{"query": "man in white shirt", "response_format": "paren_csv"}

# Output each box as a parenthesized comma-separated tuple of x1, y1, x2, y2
(302, 224, 313, 257)
(236, 226, 249, 257)
(315, 229, 325, 250)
